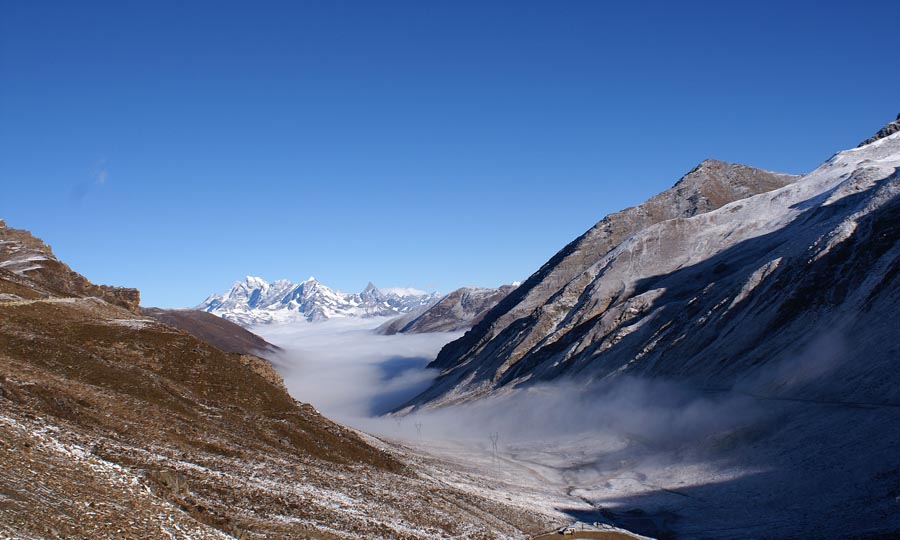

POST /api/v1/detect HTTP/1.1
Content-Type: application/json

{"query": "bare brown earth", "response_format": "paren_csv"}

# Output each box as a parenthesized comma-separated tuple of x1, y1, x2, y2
(0, 220, 558, 539)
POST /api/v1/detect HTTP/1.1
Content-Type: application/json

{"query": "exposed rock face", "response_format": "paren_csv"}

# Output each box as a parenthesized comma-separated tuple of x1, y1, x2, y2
(94, 284, 141, 312)
(408, 160, 798, 406)
(378, 285, 516, 334)
(858, 112, 900, 146)
(0, 220, 141, 312)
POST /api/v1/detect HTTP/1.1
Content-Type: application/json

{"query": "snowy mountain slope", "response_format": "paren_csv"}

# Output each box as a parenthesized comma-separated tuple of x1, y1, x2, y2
(199, 276, 439, 325)
(377, 285, 516, 335)
(385, 117, 900, 539)
(406, 116, 900, 409)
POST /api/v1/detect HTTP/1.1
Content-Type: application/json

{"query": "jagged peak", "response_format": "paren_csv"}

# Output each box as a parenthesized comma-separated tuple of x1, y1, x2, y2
(201, 275, 437, 325)
(227, 276, 269, 292)
(857, 113, 900, 147)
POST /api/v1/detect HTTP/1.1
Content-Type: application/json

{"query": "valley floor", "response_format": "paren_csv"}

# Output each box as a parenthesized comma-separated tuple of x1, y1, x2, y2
(372, 395, 900, 540)
(252, 318, 900, 540)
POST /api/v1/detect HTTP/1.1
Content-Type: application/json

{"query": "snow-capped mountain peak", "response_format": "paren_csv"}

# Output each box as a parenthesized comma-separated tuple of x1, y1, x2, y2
(382, 287, 428, 297)
(198, 277, 440, 326)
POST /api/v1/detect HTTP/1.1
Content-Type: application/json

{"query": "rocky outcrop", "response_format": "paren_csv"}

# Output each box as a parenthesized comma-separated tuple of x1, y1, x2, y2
(858, 112, 900, 147)
(95, 284, 141, 312)
(378, 285, 516, 334)
(0, 219, 140, 312)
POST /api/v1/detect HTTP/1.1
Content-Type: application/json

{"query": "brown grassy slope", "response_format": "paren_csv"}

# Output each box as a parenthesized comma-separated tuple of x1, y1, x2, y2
(0, 219, 554, 539)
(141, 307, 280, 356)
(0, 295, 553, 539)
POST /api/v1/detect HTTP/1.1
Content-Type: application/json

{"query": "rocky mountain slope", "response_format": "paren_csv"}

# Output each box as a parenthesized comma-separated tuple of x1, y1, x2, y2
(393, 116, 900, 539)
(0, 221, 557, 539)
(407, 116, 900, 408)
(199, 276, 439, 326)
(0, 219, 140, 311)
(377, 285, 516, 335)
(858, 112, 900, 147)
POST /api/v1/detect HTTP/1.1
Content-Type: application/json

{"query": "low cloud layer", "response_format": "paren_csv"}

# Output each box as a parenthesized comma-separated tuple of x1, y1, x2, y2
(254, 318, 462, 423)
(255, 318, 764, 453)
(256, 319, 863, 539)
(255, 318, 849, 477)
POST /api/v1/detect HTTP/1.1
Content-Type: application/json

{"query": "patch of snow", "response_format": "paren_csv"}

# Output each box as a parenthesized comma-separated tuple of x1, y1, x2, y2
(105, 318, 158, 329)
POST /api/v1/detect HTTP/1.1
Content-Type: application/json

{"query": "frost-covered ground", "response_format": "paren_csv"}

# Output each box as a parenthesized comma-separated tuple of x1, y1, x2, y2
(376, 395, 900, 539)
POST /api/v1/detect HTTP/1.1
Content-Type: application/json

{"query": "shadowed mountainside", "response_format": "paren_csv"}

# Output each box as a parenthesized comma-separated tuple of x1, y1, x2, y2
(394, 116, 900, 540)
(405, 159, 801, 407)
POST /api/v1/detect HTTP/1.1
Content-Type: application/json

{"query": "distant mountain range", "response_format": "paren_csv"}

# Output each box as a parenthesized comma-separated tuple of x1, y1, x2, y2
(198, 276, 440, 325)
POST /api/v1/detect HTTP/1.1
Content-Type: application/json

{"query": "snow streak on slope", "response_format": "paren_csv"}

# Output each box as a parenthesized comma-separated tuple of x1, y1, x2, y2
(198, 276, 439, 326)
(388, 119, 900, 539)
(413, 127, 900, 408)
(377, 285, 516, 335)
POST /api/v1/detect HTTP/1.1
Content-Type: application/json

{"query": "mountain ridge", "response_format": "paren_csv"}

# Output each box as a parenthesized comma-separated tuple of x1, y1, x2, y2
(0, 219, 141, 312)
(377, 284, 517, 335)
(198, 275, 440, 325)
(405, 116, 900, 410)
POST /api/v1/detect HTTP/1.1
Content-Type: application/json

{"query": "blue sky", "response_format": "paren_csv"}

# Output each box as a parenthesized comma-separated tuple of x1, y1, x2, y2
(1, 1, 897, 307)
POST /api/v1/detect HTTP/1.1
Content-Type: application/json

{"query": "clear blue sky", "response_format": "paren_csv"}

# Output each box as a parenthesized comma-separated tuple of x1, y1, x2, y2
(1, 1, 897, 307)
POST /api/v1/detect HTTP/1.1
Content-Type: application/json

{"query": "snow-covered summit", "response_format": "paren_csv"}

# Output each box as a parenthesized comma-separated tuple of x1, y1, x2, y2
(198, 276, 439, 326)
(382, 287, 428, 297)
